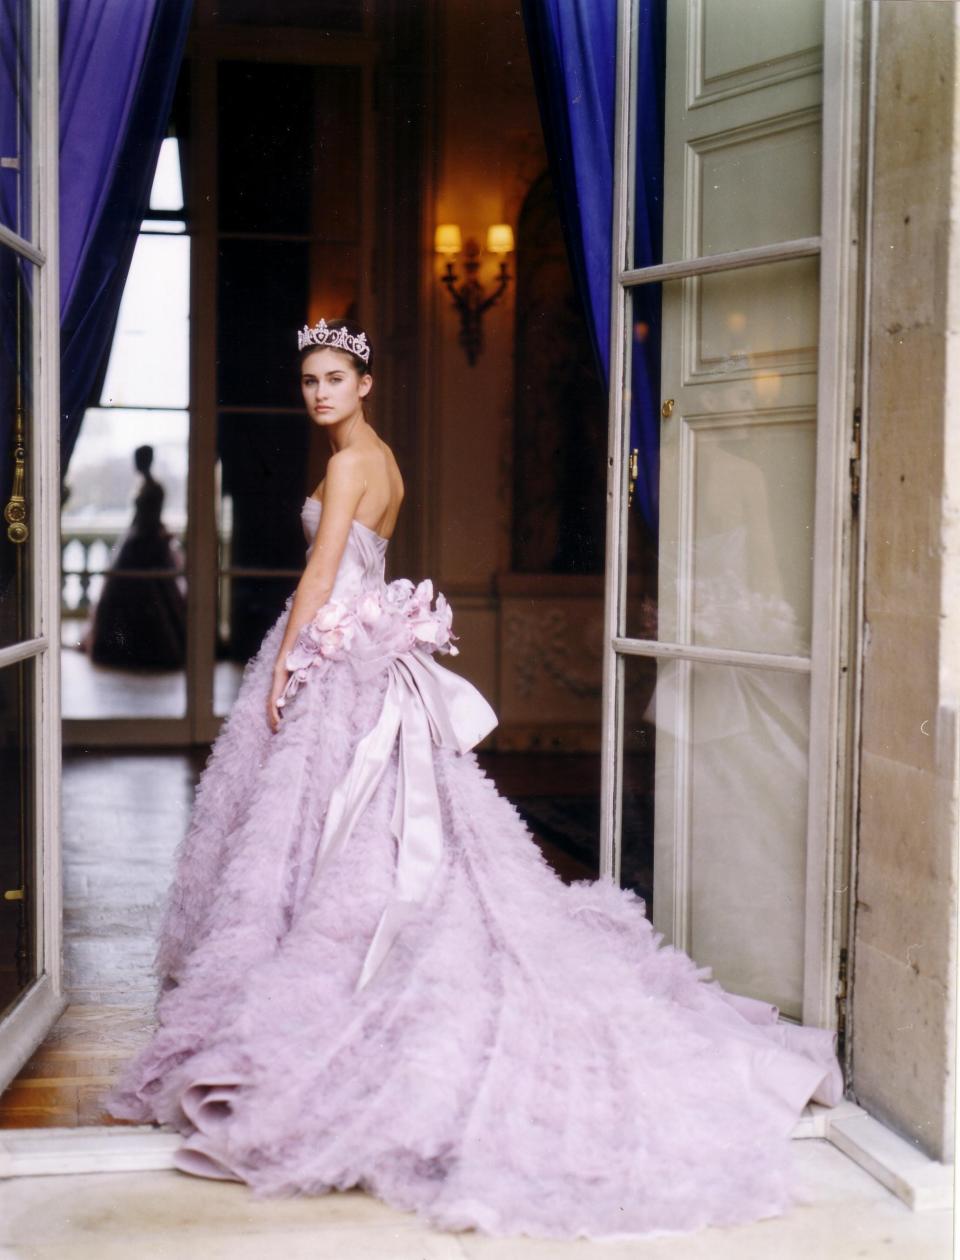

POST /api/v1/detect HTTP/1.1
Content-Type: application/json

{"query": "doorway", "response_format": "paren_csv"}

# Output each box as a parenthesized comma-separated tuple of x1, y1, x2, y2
(0, 0, 864, 1142)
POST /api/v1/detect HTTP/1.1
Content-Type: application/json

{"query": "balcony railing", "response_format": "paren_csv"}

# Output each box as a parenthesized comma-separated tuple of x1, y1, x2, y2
(60, 524, 187, 620)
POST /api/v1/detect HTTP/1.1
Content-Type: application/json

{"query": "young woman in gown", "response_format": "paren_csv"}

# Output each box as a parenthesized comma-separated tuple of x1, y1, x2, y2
(106, 317, 844, 1243)
(80, 444, 187, 669)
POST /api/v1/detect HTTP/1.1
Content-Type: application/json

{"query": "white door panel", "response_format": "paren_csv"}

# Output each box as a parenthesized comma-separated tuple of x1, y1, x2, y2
(0, 0, 65, 1089)
(698, 0, 823, 97)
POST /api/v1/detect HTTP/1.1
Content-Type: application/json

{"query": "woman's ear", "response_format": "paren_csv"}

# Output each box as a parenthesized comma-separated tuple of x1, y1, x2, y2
(359, 373, 373, 399)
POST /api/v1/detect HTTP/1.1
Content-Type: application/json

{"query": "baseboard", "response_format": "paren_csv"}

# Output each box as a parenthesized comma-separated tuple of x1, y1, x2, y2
(0, 1104, 953, 1214)
(0, 1125, 180, 1177)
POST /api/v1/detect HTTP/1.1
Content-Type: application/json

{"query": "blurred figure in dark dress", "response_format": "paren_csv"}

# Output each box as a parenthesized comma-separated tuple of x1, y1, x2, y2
(81, 445, 187, 669)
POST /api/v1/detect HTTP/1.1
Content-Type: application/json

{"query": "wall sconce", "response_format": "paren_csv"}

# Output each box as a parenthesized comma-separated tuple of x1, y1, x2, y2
(435, 222, 514, 365)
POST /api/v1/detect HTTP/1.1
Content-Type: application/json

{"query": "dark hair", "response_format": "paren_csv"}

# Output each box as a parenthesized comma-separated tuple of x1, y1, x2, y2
(298, 318, 374, 377)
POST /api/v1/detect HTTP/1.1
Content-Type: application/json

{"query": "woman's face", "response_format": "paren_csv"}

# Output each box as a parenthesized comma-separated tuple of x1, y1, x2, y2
(300, 347, 372, 427)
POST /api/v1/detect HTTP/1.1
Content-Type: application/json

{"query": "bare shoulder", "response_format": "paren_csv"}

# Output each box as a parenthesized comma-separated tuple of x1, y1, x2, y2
(325, 446, 366, 485)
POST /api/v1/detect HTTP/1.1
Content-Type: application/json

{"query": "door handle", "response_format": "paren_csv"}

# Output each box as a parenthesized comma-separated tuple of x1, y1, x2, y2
(5, 394, 28, 544)
(660, 398, 675, 420)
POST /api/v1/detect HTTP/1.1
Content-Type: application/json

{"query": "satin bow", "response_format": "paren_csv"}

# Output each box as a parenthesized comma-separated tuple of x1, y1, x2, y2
(309, 646, 498, 991)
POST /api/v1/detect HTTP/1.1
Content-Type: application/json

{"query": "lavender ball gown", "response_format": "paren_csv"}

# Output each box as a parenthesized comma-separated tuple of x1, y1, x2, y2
(106, 494, 844, 1243)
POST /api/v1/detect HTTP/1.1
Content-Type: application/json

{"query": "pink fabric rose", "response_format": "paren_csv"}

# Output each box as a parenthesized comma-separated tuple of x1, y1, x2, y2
(277, 577, 460, 710)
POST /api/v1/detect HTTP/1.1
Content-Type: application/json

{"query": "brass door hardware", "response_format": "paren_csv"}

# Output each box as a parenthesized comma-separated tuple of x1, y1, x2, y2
(5, 397, 28, 544)
(627, 448, 638, 507)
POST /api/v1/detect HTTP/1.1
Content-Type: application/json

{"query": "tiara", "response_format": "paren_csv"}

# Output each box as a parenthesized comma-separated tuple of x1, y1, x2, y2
(297, 318, 371, 363)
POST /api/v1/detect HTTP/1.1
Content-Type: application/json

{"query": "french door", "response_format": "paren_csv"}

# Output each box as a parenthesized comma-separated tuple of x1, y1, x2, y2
(0, 0, 64, 1089)
(601, 0, 862, 1031)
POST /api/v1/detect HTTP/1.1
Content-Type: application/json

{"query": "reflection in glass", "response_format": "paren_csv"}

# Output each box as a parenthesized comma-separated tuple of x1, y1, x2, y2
(626, 272, 817, 657)
(646, 657, 809, 1018)
(0, 657, 36, 1016)
(61, 413, 188, 719)
(697, 257, 819, 372)
(696, 120, 821, 258)
(78, 444, 187, 669)
(60, 134, 190, 720)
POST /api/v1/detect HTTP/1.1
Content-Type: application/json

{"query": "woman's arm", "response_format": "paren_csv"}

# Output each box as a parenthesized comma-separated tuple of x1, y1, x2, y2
(266, 451, 366, 730)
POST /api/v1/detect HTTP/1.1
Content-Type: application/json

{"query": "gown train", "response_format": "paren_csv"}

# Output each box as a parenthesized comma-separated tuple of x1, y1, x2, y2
(106, 495, 844, 1243)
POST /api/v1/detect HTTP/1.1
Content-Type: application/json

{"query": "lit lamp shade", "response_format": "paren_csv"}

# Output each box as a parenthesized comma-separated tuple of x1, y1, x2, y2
(485, 223, 514, 255)
(434, 223, 463, 256)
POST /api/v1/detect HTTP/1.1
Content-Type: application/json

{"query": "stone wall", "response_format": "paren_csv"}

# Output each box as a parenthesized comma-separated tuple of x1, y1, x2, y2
(853, 0, 959, 1163)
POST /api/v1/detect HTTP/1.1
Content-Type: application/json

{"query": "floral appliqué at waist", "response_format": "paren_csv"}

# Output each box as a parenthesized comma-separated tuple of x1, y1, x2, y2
(277, 578, 459, 710)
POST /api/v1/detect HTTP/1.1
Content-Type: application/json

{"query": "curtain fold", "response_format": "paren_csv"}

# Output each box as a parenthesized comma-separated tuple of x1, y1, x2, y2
(521, 0, 666, 531)
(59, 0, 193, 476)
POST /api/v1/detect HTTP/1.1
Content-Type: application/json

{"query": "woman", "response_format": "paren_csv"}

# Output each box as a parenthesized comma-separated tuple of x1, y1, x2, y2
(106, 317, 843, 1243)
(80, 444, 187, 669)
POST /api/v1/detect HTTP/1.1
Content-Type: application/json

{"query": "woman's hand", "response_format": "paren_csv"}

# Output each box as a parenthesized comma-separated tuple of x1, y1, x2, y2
(267, 664, 290, 733)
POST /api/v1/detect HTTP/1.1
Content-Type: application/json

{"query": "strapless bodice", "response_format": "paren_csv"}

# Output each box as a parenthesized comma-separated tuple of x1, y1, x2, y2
(301, 495, 388, 603)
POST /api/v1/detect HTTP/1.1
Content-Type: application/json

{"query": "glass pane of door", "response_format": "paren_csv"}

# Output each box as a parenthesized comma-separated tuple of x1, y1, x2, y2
(0, 0, 39, 1015)
(621, 653, 811, 1017)
(0, 0, 32, 242)
(613, 0, 823, 1018)
(0, 263, 38, 1009)
(0, 255, 33, 649)
(0, 657, 37, 1011)
(60, 139, 190, 720)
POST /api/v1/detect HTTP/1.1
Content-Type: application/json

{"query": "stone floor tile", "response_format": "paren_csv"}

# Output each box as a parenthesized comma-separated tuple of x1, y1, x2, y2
(0, 1143, 952, 1260)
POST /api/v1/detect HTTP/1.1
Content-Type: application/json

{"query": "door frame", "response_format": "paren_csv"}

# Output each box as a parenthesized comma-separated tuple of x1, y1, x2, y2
(0, 0, 65, 1092)
(598, 0, 865, 1033)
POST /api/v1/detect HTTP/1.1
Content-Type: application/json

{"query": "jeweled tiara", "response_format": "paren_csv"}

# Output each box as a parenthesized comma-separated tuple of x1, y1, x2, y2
(297, 318, 371, 363)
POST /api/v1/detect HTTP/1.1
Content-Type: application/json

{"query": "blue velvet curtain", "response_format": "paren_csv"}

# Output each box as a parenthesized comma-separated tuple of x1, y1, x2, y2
(521, 0, 666, 532)
(58, 0, 193, 476)
(0, 0, 191, 503)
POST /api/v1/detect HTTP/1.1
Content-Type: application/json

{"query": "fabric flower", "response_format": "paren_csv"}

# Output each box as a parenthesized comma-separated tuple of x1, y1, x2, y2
(356, 591, 383, 626)
(383, 578, 414, 609)
(411, 578, 434, 613)
(279, 576, 460, 711)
